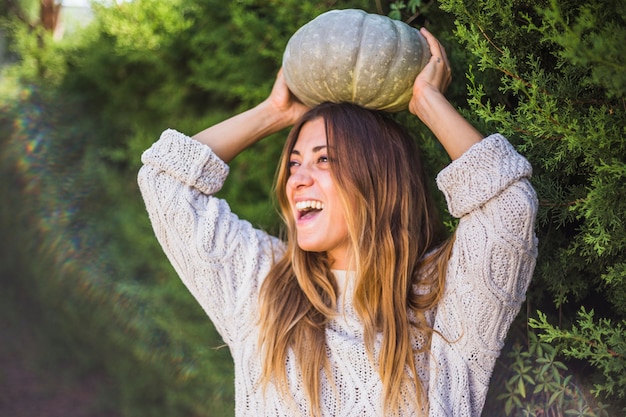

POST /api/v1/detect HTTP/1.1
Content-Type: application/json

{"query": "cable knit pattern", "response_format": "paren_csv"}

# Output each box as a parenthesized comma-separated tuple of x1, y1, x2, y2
(138, 130, 538, 416)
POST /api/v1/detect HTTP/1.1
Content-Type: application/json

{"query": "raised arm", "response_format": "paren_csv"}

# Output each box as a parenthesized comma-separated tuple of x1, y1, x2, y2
(137, 69, 308, 345)
(409, 28, 483, 160)
(192, 69, 309, 163)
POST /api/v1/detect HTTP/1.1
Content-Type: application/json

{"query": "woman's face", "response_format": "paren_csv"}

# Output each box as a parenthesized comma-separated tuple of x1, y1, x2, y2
(286, 118, 352, 269)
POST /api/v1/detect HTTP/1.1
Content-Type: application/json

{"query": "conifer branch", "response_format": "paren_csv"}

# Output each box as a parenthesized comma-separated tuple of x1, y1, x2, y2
(474, 21, 503, 54)
(539, 199, 584, 208)
(471, 20, 555, 98)
(405, 11, 421, 25)
(561, 333, 625, 360)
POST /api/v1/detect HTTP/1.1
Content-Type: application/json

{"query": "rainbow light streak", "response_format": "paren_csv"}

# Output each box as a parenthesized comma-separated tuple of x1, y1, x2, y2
(4, 87, 110, 302)
(2, 86, 206, 381)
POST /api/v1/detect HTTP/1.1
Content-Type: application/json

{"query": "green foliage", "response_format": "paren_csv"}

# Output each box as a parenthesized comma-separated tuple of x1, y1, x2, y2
(530, 309, 626, 402)
(539, 0, 626, 97)
(2, 22, 67, 85)
(0, 0, 40, 23)
(437, 0, 626, 314)
(388, 0, 435, 23)
(0, 87, 237, 416)
(439, 0, 626, 411)
(489, 332, 611, 416)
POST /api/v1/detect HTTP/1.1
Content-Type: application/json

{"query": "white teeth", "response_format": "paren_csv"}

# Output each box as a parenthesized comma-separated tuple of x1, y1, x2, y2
(295, 200, 324, 211)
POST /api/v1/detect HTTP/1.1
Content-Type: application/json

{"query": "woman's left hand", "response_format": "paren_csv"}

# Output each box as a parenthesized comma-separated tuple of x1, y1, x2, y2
(407, 27, 483, 160)
(408, 27, 452, 117)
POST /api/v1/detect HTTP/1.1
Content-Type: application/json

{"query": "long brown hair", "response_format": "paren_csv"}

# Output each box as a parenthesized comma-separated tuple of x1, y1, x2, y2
(258, 102, 454, 415)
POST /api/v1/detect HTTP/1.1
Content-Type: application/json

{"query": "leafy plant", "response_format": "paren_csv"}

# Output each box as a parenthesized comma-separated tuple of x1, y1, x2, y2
(493, 332, 612, 416)
(436, 0, 625, 410)
(530, 309, 626, 403)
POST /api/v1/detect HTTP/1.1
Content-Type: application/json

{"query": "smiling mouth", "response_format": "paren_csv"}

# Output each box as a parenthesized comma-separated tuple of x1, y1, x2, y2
(295, 200, 324, 220)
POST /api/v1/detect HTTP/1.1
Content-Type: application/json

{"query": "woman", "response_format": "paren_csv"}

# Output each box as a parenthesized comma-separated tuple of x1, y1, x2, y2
(138, 28, 538, 416)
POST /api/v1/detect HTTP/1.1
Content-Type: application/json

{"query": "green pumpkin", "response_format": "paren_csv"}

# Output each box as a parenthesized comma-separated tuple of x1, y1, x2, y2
(282, 9, 431, 112)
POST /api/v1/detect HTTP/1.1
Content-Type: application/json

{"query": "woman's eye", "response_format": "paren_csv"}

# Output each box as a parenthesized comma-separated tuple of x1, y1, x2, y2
(288, 160, 300, 168)
(318, 156, 329, 164)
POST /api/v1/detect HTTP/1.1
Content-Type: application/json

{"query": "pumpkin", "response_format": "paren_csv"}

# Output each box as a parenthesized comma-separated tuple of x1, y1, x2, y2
(282, 9, 431, 112)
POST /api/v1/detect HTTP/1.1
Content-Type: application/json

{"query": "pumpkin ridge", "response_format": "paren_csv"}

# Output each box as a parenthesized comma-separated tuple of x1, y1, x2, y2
(350, 12, 368, 104)
(282, 22, 319, 107)
(383, 22, 417, 111)
(354, 14, 401, 108)
(321, 11, 361, 104)
(371, 17, 402, 109)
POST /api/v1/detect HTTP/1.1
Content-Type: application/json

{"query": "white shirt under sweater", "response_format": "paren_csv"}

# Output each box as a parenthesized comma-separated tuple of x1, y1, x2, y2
(138, 131, 538, 416)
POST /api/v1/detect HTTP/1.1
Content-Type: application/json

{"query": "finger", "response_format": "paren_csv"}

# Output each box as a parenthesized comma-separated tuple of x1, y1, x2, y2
(420, 27, 452, 90)
(420, 27, 448, 65)
(420, 27, 442, 59)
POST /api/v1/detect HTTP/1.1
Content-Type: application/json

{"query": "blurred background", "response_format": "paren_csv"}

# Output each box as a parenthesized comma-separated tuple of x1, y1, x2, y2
(1, 0, 624, 416)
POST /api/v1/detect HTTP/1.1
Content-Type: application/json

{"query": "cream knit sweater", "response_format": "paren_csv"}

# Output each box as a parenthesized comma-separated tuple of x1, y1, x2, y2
(138, 130, 538, 416)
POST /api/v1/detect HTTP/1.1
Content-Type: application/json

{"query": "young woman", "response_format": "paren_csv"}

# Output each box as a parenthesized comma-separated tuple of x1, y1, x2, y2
(138, 28, 538, 416)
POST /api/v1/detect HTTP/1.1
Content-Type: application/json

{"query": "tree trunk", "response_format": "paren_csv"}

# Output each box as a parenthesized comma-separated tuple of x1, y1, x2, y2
(40, 0, 61, 33)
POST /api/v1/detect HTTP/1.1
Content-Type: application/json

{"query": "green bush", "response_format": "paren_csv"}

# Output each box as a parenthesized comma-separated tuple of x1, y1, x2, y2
(430, 0, 626, 412)
(491, 332, 611, 416)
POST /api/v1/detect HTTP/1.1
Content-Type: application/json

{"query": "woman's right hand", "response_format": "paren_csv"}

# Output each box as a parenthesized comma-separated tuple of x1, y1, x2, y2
(265, 68, 310, 129)
(191, 69, 309, 163)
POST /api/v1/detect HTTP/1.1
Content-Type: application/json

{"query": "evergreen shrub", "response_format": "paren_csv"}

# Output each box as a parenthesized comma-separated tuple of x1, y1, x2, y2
(423, 0, 625, 412)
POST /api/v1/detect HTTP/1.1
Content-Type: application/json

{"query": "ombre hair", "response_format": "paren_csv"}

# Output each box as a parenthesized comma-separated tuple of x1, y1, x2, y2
(258, 102, 454, 416)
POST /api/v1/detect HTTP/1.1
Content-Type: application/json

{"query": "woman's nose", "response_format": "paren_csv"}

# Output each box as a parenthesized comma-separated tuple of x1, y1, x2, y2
(288, 165, 314, 188)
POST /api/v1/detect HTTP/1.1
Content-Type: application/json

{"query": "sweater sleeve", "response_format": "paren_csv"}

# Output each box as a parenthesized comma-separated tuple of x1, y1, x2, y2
(428, 134, 538, 416)
(137, 129, 285, 346)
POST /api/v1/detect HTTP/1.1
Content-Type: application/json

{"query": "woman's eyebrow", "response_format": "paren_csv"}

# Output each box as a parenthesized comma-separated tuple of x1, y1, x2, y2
(290, 145, 328, 155)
